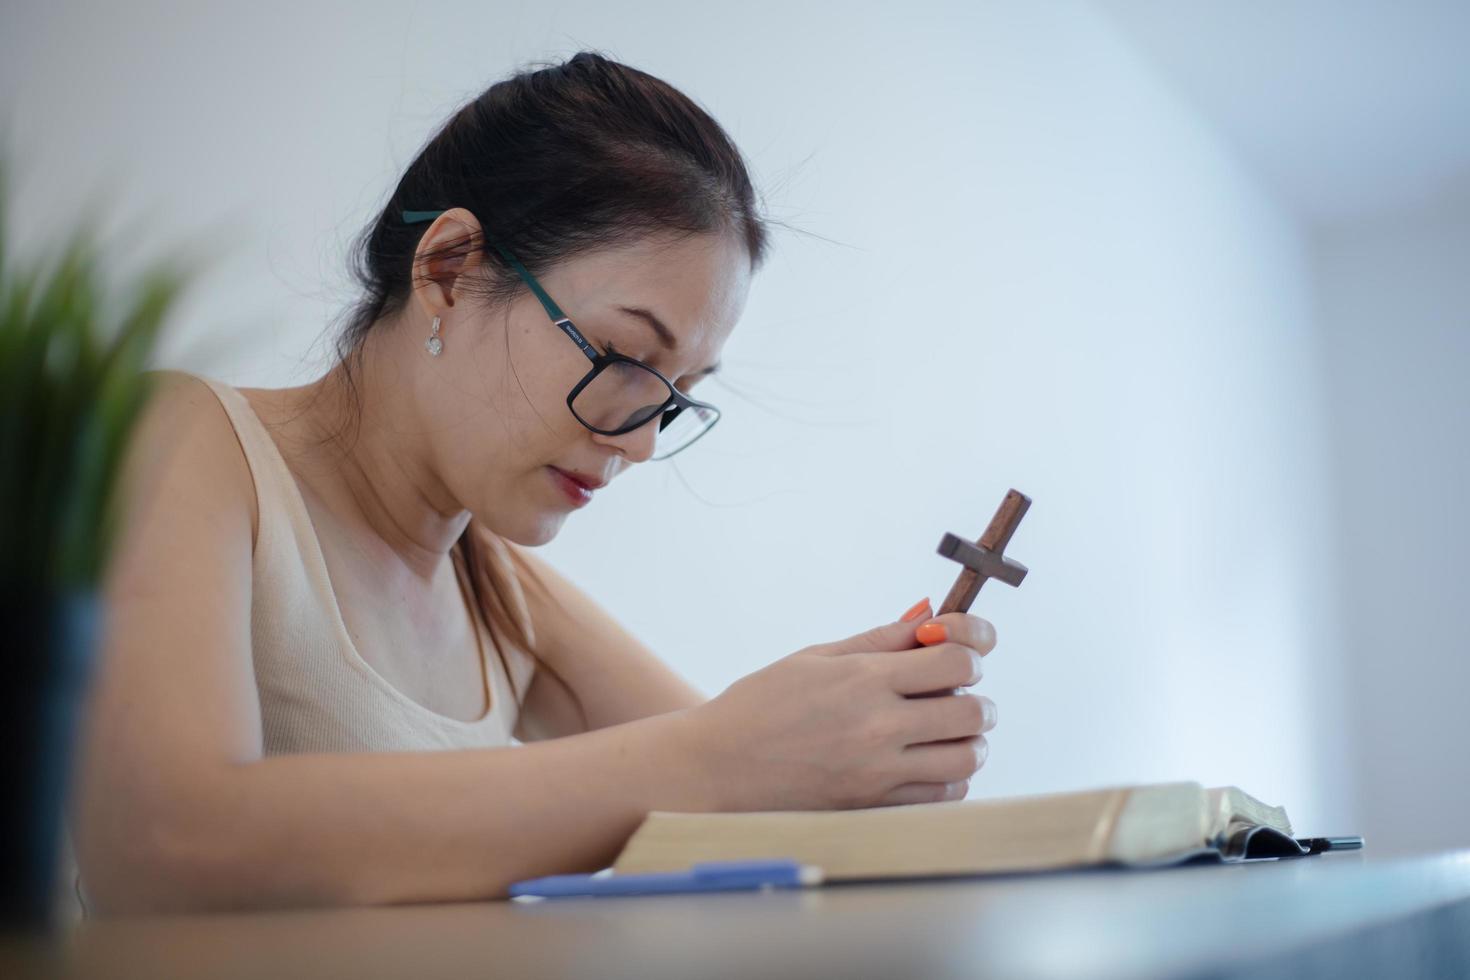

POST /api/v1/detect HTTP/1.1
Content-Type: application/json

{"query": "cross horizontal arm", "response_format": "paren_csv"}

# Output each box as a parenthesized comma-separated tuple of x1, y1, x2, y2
(937, 533, 1029, 587)
(935, 488, 1032, 616)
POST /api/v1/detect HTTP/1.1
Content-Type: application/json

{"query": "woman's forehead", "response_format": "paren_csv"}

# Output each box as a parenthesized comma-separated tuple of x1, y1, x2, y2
(554, 231, 750, 341)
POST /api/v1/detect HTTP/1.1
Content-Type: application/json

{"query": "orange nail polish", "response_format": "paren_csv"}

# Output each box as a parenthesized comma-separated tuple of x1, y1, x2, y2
(900, 598, 931, 622)
(916, 622, 948, 645)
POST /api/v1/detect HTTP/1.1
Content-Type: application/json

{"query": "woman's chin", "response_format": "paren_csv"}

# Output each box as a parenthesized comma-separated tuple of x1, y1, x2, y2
(503, 512, 567, 548)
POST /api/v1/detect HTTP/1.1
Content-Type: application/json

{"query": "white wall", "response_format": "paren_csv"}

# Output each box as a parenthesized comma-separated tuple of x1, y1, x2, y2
(1, 2, 1349, 834)
(1314, 188, 1470, 855)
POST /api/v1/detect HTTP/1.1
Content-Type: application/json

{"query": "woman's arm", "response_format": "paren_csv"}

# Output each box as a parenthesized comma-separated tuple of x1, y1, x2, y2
(68, 373, 717, 913)
(508, 542, 708, 740)
(82, 714, 713, 912)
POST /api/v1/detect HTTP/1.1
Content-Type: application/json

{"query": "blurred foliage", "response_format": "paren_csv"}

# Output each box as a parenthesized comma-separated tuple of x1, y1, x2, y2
(0, 150, 202, 591)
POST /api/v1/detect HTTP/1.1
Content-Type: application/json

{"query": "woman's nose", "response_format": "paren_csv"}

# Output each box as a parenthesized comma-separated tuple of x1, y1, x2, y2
(594, 416, 659, 463)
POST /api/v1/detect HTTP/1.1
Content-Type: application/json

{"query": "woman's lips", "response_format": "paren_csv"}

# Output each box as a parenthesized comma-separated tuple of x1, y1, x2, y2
(548, 466, 594, 507)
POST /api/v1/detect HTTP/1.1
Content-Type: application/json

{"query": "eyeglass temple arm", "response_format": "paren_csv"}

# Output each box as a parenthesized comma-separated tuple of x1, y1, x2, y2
(403, 212, 715, 445)
(401, 210, 591, 361)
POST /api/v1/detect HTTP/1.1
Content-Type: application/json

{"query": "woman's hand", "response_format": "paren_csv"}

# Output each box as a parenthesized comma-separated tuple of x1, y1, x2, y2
(682, 599, 997, 811)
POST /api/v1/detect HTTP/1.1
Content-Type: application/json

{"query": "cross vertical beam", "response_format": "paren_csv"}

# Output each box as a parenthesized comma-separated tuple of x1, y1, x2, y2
(936, 489, 1032, 616)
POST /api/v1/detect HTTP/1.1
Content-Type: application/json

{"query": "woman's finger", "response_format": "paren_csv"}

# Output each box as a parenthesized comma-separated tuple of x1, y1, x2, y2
(869, 778, 970, 808)
(895, 691, 997, 743)
(913, 612, 997, 656)
(895, 734, 989, 784)
(876, 643, 982, 696)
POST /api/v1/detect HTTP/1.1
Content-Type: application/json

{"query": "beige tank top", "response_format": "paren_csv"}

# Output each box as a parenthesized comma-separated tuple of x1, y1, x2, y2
(62, 372, 536, 920)
(190, 371, 536, 750)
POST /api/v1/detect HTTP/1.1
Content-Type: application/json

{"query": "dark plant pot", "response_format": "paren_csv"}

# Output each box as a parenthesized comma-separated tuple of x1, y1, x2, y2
(1, 588, 100, 932)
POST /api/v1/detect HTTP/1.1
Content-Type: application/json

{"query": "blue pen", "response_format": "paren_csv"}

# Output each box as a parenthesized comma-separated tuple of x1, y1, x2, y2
(508, 859, 824, 899)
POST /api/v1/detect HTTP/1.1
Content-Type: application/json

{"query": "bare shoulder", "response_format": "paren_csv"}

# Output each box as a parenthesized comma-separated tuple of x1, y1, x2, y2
(72, 371, 270, 904)
(100, 365, 259, 679)
(500, 539, 593, 626)
(94, 369, 263, 743)
(116, 369, 259, 547)
(498, 538, 706, 730)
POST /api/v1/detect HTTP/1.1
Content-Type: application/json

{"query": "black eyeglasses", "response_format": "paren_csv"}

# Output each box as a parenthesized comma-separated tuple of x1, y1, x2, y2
(401, 209, 721, 460)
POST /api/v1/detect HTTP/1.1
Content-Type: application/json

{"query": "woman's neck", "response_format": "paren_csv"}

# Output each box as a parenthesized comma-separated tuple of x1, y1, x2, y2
(283, 328, 471, 583)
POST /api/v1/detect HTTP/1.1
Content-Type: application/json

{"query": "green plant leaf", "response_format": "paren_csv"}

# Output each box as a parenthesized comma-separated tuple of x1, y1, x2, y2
(0, 150, 194, 592)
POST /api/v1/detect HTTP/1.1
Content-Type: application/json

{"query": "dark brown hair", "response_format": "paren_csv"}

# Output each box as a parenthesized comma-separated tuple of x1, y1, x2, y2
(330, 51, 772, 720)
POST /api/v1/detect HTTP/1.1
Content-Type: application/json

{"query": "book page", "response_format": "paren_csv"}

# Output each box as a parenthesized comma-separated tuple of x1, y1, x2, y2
(1107, 783, 1212, 863)
(614, 784, 1199, 880)
(1204, 786, 1293, 842)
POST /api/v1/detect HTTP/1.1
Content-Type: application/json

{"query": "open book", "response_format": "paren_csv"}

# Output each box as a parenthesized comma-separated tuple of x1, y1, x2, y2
(611, 781, 1317, 882)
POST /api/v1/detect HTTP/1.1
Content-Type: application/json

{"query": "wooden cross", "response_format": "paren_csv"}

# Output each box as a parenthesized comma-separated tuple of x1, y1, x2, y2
(935, 488, 1031, 615)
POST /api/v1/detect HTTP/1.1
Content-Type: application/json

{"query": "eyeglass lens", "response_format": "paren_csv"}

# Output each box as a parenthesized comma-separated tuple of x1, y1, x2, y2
(571, 360, 717, 458)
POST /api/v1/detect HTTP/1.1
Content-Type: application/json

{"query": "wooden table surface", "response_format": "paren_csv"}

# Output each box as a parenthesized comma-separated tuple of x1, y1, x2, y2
(6, 849, 1470, 980)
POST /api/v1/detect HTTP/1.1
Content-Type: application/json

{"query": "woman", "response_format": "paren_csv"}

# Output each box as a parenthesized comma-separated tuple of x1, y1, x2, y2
(68, 51, 997, 913)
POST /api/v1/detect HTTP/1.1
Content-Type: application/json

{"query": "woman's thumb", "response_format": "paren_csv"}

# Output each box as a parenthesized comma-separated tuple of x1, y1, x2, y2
(822, 597, 932, 656)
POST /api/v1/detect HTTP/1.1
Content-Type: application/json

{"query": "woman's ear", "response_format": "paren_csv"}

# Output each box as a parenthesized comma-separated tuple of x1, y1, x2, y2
(410, 207, 486, 319)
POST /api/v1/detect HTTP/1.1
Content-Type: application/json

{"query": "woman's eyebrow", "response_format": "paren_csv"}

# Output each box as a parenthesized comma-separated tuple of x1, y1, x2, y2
(617, 305, 678, 349)
(616, 305, 721, 375)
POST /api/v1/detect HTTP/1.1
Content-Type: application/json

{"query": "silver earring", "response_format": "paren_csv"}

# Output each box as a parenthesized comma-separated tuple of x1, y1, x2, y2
(425, 315, 443, 356)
